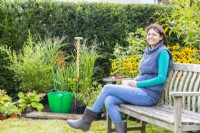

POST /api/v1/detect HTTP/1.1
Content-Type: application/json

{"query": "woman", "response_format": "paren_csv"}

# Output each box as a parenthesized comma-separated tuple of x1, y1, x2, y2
(67, 23, 173, 133)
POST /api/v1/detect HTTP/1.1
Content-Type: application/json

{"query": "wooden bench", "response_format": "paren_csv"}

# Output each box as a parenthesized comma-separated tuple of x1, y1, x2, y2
(103, 63, 200, 133)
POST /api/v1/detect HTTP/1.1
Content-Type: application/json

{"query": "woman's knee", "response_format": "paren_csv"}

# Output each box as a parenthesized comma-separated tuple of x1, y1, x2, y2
(102, 84, 112, 93)
(104, 96, 115, 108)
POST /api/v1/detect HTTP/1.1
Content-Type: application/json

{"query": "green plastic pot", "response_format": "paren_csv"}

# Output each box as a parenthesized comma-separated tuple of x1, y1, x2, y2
(47, 89, 73, 113)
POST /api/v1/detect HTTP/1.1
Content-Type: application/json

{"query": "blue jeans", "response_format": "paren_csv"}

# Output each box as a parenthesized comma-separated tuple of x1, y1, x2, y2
(91, 84, 158, 123)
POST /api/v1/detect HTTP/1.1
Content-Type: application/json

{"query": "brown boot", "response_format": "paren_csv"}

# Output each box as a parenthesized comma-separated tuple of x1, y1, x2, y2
(67, 107, 98, 131)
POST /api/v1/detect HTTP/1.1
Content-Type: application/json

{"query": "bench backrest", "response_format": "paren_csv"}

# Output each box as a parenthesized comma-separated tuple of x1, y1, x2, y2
(160, 63, 200, 113)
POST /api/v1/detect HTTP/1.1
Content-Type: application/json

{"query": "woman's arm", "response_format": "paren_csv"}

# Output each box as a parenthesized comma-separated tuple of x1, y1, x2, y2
(135, 50, 170, 88)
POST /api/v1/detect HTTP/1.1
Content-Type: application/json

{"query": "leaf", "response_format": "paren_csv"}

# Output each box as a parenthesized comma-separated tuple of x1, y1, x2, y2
(31, 102, 44, 112)
(18, 92, 25, 98)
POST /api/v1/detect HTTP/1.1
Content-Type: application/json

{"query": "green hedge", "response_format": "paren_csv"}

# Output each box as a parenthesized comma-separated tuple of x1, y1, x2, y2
(0, 0, 171, 94)
(0, 1, 171, 51)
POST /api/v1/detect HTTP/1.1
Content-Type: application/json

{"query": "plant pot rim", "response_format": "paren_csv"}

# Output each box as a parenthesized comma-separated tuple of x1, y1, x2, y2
(0, 113, 7, 120)
(9, 114, 20, 119)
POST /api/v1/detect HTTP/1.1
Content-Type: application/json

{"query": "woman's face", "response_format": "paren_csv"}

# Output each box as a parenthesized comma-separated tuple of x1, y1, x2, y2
(147, 28, 163, 48)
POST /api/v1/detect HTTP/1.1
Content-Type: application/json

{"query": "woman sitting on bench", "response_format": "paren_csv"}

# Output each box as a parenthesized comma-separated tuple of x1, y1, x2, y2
(67, 23, 173, 133)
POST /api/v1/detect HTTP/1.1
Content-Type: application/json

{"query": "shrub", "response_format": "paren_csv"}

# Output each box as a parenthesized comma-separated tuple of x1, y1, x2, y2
(0, 36, 66, 93)
(156, 0, 200, 48)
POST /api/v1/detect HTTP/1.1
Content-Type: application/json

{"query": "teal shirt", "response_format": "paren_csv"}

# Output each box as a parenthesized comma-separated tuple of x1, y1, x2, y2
(136, 50, 170, 87)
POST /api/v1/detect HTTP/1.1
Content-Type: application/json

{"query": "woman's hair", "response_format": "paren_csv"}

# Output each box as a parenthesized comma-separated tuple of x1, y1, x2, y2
(145, 24, 168, 46)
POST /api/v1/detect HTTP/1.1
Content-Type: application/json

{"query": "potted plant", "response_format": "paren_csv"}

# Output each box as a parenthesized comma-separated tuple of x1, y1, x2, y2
(75, 81, 104, 116)
(0, 89, 12, 120)
(0, 113, 6, 120)
(0, 106, 7, 120)
(73, 43, 100, 114)
(8, 105, 21, 119)
(0, 89, 12, 105)
(0, 106, 8, 120)
(0, 102, 21, 119)
(75, 92, 87, 114)
(17, 91, 46, 113)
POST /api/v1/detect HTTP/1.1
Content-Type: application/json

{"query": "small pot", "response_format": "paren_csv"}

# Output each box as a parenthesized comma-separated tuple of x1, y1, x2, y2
(0, 114, 6, 120)
(41, 95, 49, 105)
(9, 114, 19, 119)
(25, 106, 34, 113)
(76, 105, 86, 114)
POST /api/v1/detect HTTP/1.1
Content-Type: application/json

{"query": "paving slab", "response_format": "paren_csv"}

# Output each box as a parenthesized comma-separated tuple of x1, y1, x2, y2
(26, 111, 82, 120)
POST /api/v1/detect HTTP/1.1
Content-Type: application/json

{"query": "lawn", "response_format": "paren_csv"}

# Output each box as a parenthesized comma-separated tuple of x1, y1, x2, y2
(0, 118, 173, 133)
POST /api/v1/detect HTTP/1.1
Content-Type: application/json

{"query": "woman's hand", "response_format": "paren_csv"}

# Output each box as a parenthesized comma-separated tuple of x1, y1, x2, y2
(128, 80, 137, 88)
(122, 80, 137, 88)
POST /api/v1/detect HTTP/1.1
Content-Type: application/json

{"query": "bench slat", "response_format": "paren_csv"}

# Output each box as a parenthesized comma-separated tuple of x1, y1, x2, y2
(178, 71, 186, 92)
(182, 71, 189, 109)
(154, 105, 200, 122)
(187, 72, 198, 110)
(118, 104, 200, 125)
(169, 70, 178, 106)
(172, 63, 200, 72)
(193, 75, 200, 112)
(174, 70, 182, 92)
(163, 70, 174, 104)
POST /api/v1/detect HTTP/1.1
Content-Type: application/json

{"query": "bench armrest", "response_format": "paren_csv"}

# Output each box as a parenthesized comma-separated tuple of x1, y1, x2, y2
(169, 92, 200, 129)
(169, 92, 200, 97)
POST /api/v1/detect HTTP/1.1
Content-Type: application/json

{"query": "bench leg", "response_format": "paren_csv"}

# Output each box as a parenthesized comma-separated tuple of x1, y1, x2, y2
(173, 97, 182, 133)
(106, 112, 112, 133)
(141, 121, 146, 133)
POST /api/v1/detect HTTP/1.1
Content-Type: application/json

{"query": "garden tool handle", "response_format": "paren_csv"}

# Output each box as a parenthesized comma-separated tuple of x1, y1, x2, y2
(75, 37, 83, 79)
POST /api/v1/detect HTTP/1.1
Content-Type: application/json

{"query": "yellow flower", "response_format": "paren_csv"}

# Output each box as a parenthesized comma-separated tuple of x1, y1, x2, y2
(110, 72, 115, 76)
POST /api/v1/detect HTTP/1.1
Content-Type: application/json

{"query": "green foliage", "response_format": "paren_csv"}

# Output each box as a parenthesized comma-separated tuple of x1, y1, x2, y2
(0, 37, 51, 92)
(0, 1, 169, 94)
(79, 42, 99, 81)
(52, 62, 77, 92)
(75, 81, 102, 106)
(0, 89, 21, 116)
(86, 81, 103, 107)
(66, 78, 78, 93)
(110, 28, 146, 77)
(0, 89, 12, 108)
(52, 40, 100, 94)
(156, 0, 200, 48)
(0, 102, 21, 116)
(0, 35, 67, 93)
(0, 46, 16, 96)
(17, 91, 45, 112)
(75, 42, 100, 105)
(114, 28, 146, 57)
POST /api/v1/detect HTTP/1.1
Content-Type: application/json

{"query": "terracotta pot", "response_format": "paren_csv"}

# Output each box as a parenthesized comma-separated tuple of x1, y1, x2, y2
(0, 114, 6, 120)
(9, 114, 19, 119)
